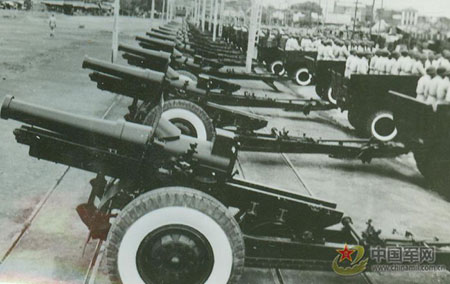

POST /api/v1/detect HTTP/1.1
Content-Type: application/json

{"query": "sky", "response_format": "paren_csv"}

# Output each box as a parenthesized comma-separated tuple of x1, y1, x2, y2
(259, 0, 450, 18)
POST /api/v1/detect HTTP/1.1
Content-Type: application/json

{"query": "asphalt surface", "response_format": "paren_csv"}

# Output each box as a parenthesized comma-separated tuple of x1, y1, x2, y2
(0, 10, 450, 284)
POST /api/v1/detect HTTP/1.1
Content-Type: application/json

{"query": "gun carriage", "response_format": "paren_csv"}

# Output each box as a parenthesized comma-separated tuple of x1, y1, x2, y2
(2, 96, 450, 283)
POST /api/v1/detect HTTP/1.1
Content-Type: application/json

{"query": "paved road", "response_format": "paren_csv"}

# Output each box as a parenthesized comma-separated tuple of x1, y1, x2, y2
(0, 11, 449, 284)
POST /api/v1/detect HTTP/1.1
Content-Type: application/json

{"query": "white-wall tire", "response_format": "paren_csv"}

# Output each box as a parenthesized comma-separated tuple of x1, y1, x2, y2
(143, 99, 215, 141)
(367, 111, 398, 141)
(106, 187, 245, 284)
(295, 68, 312, 86)
(327, 87, 337, 105)
(270, 60, 285, 76)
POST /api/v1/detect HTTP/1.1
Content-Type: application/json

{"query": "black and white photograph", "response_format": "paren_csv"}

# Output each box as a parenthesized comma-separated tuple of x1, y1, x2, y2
(0, 0, 450, 283)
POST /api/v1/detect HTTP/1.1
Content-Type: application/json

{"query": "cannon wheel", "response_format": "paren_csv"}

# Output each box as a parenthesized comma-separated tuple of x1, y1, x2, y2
(294, 68, 312, 86)
(144, 99, 215, 141)
(270, 60, 285, 76)
(177, 70, 198, 82)
(105, 187, 245, 284)
(363, 109, 398, 141)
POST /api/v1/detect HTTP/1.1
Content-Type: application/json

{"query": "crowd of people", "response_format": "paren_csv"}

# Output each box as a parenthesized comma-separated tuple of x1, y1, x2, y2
(281, 33, 450, 106)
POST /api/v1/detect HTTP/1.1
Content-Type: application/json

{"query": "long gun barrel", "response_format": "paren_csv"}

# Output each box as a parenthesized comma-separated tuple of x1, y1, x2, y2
(1, 96, 235, 176)
(136, 36, 176, 53)
(1, 95, 154, 147)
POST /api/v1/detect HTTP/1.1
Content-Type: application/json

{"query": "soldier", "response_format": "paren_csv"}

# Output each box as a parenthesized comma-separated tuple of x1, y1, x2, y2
(390, 51, 401, 75)
(369, 49, 381, 74)
(446, 71, 450, 102)
(399, 50, 413, 75)
(436, 68, 450, 104)
(356, 51, 369, 75)
(285, 36, 300, 51)
(300, 36, 312, 51)
(425, 66, 446, 105)
(49, 14, 56, 37)
(432, 53, 442, 69)
(345, 49, 357, 78)
(376, 50, 390, 75)
(416, 66, 435, 102)
(323, 40, 334, 60)
(411, 52, 426, 76)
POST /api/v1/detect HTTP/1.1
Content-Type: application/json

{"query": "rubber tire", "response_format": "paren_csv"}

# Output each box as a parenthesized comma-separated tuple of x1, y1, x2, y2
(144, 99, 215, 141)
(105, 187, 245, 284)
(177, 69, 198, 82)
(294, 68, 312, 86)
(363, 110, 398, 141)
(327, 87, 337, 105)
(270, 60, 285, 76)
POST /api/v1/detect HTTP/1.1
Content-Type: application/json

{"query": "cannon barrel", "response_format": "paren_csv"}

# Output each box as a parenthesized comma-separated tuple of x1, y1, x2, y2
(82, 56, 165, 84)
(146, 31, 177, 42)
(136, 36, 176, 49)
(1, 95, 154, 146)
(118, 44, 171, 62)
(1, 96, 234, 174)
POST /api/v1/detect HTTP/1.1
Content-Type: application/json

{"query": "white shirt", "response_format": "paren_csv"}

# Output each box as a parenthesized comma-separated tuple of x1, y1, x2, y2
(391, 59, 400, 75)
(436, 77, 450, 101)
(285, 38, 300, 51)
(426, 76, 443, 99)
(369, 56, 379, 73)
(416, 74, 431, 97)
(411, 60, 425, 76)
(349, 56, 360, 76)
(399, 56, 413, 75)
(357, 57, 369, 74)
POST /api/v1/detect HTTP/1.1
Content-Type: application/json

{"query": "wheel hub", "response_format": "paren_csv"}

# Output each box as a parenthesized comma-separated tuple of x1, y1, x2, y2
(170, 118, 198, 138)
(136, 225, 214, 284)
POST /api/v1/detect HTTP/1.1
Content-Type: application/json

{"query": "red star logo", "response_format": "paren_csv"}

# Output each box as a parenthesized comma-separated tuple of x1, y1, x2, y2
(336, 244, 356, 262)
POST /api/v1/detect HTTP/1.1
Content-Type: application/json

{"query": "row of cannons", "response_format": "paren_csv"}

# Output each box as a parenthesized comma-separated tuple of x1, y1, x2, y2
(2, 20, 450, 283)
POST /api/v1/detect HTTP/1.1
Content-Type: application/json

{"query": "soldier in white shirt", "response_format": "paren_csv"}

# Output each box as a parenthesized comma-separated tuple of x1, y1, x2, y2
(285, 37, 301, 51)
(436, 68, 450, 104)
(300, 36, 313, 51)
(390, 51, 401, 75)
(376, 51, 390, 75)
(323, 40, 334, 60)
(356, 51, 369, 75)
(416, 66, 435, 102)
(426, 67, 446, 105)
(399, 50, 413, 75)
(411, 53, 426, 76)
(369, 50, 381, 74)
(345, 49, 357, 78)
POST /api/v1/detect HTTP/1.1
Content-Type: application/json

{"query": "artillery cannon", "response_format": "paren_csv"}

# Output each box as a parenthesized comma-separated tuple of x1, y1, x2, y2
(119, 43, 282, 91)
(82, 56, 337, 137)
(3, 96, 450, 283)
